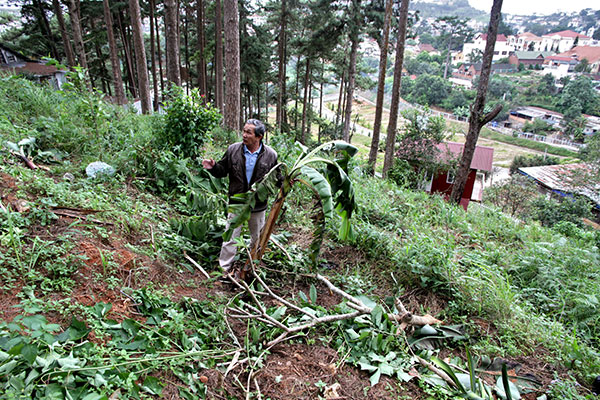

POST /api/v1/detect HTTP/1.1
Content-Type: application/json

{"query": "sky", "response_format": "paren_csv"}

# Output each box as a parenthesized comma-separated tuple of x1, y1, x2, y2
(468, 0, 595, 16)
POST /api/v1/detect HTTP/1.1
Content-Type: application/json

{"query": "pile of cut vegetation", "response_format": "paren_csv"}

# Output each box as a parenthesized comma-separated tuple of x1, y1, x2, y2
(1, 75, 598, 399)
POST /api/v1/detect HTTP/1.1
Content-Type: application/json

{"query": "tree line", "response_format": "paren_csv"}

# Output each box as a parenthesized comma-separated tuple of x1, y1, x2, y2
(2, 0, 505, 204)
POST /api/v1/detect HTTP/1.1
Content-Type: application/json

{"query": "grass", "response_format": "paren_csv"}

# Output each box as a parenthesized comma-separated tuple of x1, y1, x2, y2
(1, 76, 598, 399)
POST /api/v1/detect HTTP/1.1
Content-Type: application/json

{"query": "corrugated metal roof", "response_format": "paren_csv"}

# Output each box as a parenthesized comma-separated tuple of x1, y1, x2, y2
(519, 163, 600, 205)
(436, 142, 494, 172)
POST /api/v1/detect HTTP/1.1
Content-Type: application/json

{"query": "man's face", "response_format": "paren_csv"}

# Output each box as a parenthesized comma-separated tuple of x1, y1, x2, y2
(242, 124, 261, 150)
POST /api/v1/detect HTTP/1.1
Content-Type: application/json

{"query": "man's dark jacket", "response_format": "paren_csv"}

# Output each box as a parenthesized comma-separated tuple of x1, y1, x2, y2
(208, 142, 278, 212)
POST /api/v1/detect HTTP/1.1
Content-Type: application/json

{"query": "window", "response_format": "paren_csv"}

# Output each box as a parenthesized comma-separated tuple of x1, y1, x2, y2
(446, 171, 455, 184)
(494, 51, 499, 55)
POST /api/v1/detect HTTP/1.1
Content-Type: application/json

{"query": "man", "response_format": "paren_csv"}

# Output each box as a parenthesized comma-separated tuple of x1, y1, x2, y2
(202, 119, 278, 274)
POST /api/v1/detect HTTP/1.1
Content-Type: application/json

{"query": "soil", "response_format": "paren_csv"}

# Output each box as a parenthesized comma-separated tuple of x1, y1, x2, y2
(0, 171, 582, 400)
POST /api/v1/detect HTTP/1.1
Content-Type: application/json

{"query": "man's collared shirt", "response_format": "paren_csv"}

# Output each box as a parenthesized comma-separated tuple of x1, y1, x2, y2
(243, 143, 262, 184)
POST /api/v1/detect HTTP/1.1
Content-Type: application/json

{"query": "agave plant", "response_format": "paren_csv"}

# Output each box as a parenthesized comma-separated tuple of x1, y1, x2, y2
(224, 140, 358, 275)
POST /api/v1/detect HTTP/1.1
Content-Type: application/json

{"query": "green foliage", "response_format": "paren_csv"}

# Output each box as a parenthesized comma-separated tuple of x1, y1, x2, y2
(484, 176, 539, 217)
(522, 119, 555, 136)
(161, 87, 222, 158)
(529, 196, 593, 228)
(509, 154, 559, 175)
(0, 291, 227, 398)
(0, 75, 155, 166)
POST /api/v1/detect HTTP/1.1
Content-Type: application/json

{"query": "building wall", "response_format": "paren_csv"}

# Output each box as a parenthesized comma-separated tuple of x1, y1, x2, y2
(430, 169, 477, 210)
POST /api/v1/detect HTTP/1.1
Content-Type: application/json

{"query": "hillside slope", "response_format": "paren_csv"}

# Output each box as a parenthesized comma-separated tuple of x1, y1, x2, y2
(1, 76, 599, 399)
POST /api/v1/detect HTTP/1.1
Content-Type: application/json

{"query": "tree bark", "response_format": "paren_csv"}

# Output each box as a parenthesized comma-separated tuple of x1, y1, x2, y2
(149, 0, 159, 109)
(294, 56, 301, 134)
(154, 7, 165, 96)
(276, 0, 287, 130)
(196, 0, 207, 96)
(116, 9, 137, 97)
(342, 30, 360, 141)
(184, 3, 191, 94)
(300, 57, 311, 144)
(382, 0, 410, 177)
(67, 0, 88, 70)
(33, 0, 58, 60)
(103, 0, 126, 104)
(335, 69, 345, 127)
(165, 0, 181, 87)
(368, 0, 393, 173)
(52, 0, 76, 67)
(215, 0, 224, 114)
(223, 0, 240, 131)
(129, 0, 151, 113)
(449, 0, 504, 205)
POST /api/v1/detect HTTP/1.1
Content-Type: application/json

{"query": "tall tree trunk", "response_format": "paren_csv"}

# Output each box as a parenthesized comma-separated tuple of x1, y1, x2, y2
(368, 0, 393, 173)
(300, 57, 311, 144)
(276, 0, 287, 130)
(67, 0, 88, 70)
(294, 55, 302, 134)
(223, 0, 240, 130)
(335, 69, 345, 127)
(103, 0, 126, 104)
(129, 0, 151, 113)
(155, 8, 165, 96)
(33, 0, 59, 59)
(184, 4, 190, 94)
(382, 0, 410, 177)
(149, 0, 158, 108)
(90, 16, 110, 93)
(196, 0, 207, 96)
(116, 10, 137, 97)
(307, 76, 313, 140)
(214, 0, 224, 114)
(165, 0, 181, 87)
(318, 63, 324, 143)
(443, 39, 452, 79)
(52, 0, 76, 67)
(449, 0, 503, 205)
(342, 0, 361, 142)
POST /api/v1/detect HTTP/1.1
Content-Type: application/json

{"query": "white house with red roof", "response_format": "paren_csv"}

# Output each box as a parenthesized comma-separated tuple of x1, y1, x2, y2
(463, 33, 515, 62)
(554, 46, 600, 74)
(507, 32, 544, 52)
(540, 30, 591, 53)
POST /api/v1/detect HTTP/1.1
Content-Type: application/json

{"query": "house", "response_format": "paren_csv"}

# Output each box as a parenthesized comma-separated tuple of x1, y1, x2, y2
(507, 32, 543, 52)
(453, 63, 517, 81)
(508, 106, 563, 128)
(423, 142, 494, 211)
(542, 55, 578, 78)
(463, 33, 514, 62)
(554, 46, 600, 74)
(508, 51, 553, 67)
(518, 163, 600, 211)
(0, 44, 67, 88)
(417, 43, 438, 55)
(540, 30, 591, 53)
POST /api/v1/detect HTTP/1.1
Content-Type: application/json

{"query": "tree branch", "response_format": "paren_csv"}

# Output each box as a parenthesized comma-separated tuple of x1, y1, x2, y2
(479, 103, 503, 127)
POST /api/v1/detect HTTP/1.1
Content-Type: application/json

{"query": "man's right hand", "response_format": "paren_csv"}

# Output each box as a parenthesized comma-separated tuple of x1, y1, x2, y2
(202, 159, 216, 169)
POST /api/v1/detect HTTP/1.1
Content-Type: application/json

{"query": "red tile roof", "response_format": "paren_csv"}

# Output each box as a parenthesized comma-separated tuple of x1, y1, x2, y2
(436, 142, 494, 172)
(0, 61, 63, 76)
(543, 30, 590, 39)
(556, 46, 600, 64)
(482, 34, 507, 42)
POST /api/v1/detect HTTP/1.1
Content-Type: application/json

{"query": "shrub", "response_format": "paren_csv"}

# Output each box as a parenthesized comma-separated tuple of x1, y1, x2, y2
(530, 196, 593, 228)
(510, 154, 560, 175)
(161, 87, 221, 158)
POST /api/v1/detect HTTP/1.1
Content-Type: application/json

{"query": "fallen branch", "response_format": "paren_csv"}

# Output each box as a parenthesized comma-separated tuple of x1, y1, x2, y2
(183, 253, 210, 280)
(416, 355, 457, 388)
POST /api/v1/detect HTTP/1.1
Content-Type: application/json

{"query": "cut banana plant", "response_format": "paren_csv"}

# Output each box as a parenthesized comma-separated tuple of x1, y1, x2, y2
(224, 140, 358, 278)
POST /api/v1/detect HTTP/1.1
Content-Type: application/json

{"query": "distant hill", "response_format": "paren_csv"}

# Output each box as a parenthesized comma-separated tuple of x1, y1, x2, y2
(410, 0, 487, 20)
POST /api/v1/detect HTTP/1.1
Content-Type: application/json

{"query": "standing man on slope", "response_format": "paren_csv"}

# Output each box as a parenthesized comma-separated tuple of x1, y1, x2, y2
(202, 119, 278, 275)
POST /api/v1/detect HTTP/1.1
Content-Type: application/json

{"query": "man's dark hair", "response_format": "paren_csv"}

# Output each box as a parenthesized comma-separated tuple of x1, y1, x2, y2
(246, 119, 265, 137)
